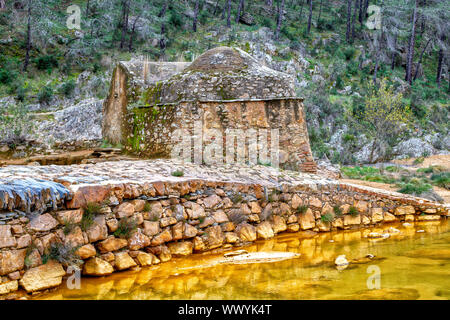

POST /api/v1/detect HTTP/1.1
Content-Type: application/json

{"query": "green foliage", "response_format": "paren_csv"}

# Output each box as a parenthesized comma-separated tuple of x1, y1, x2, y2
(333, 206, 342, 217)
(0, 102, 30, 144)
(37, 85, 53, 103)
(397, 181, 432, 195)
(114, 217, 138, 239)
(143, 202, 151, 212)
(62, 218, 77, 235)
(80, 202, 101, 231)
(171, 170, 184, 177)
(58, 79, 76, 97)
(348, 206, 359, 217)
(430, 172, 450, 189)
(413, 157, 425, 165)
(34, 55, 58, 71)
(41, 242, 82, 267)
(321, 213, 334, 223)
(297, 205, 308, 214)
(24, 242, 38, 269)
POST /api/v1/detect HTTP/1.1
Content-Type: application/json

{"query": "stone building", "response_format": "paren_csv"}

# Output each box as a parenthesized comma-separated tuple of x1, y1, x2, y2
(103, 47, 317, 173)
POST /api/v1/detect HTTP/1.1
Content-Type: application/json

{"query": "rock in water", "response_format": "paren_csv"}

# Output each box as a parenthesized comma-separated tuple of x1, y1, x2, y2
(335, 255, 349, 267)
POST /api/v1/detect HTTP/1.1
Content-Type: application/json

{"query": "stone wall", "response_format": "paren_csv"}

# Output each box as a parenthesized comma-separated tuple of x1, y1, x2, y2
(120, 98, 316, 172)
(102, 60, 190, 145)
(0, 170, 448, 297)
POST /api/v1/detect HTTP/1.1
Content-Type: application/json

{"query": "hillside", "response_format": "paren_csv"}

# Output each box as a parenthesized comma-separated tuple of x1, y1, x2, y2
(0, 0, 449, 164)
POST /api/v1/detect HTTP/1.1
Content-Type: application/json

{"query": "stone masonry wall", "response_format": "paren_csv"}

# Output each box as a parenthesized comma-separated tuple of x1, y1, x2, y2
(1, 174, 448, 297)
(123, 98, 317, 173)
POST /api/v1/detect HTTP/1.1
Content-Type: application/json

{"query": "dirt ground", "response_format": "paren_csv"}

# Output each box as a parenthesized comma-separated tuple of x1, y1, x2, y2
(391, 154, 450, 170)
(340, 154, 450, 204)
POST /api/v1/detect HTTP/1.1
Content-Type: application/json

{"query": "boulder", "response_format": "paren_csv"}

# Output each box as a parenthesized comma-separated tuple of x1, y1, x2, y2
(75, 244, 97, 259)
(29, 213, 59, 232)
(0, 225, 16, 248)
(256, 221, 274, 239)
(114, 252, 137, 270)
(236, 223, 256, 242)
(0, 280, 18, 295)
(97, 236, 128, 253)
(204, 225, 225, 249)
(19, 261, 65, 292)
(298, 209, 315, 230)
(143, 221, 160, 237)
(83, 257, 114, 276)
(151, 228, 173, 246)
(128, 229, 151, 250)
(271, 215, 287, 233)
(0, 249, 26, 275)
(168, 241, 193, 256)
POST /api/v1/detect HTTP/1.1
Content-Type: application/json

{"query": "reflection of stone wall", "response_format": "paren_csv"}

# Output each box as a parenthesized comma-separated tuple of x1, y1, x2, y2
(0, 174, 448, 298)
(119, 98, 316, 172)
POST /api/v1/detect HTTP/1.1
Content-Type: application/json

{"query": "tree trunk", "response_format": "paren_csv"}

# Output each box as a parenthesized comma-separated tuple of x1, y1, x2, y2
(358, 0, 363, 25)
(120, 0, 129, 50)
(213, 0, 220, 15)
(307, 0, 313, 34)
(128, 15, 141, 52)
(373, 53, 379, 84)
(317, 0, 323, 24)
(346, 0, 352, 43)
(436, 47, 443, 87)
(351, 0, 358, 41)
(86, 0, 90, 16)
(158, 2, 167, 17)
(391, 35, 397, 70)
(405, 0, 417, 84)
(193, 0, 199, 32)
(236, 0, 244, 23)
(275, 0, 285, 40)
(227, 0, 231, 27)
(413, 37, 431, 81)
(266, 0, 273, 7)
(222, 0, 226, 19)
(299, 0, 304, 19)
(23, 0, 32, 72)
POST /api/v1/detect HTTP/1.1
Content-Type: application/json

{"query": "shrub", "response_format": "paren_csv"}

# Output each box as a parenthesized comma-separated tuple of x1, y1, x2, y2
(297, 205, 308, 214)
(430, 172, 450, 189)
(230, 193, 243, 204)
(58, 79, 76, 97)
(348, 206, 359, 217)
(169, 11, 182, 27)
(413, 157, 424, 165)
(38, 85, 53, 103)
(41, 242, 82, 267)
(24, 242, 38, 269)
(333, 206, 342, 217)
(114, 217, 138, 239)
(321, 213, 334, 223)
(80, 202, 101, 231)
(397, 182, 432, 195)
(143, 202, 151, 212)
(0, 69, 17, 84)
(34, 55, 58, 71)
(171, 170, 184, 177)
(62, 218, 77, 235)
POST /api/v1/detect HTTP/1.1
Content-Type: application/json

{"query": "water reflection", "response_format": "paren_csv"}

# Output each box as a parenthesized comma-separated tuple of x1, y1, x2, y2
(36, 220, 450, 300)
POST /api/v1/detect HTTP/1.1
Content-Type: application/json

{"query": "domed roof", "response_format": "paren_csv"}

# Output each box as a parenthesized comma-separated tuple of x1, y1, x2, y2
(186, 46, 259, 73)
(143, 46, 295, 104)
